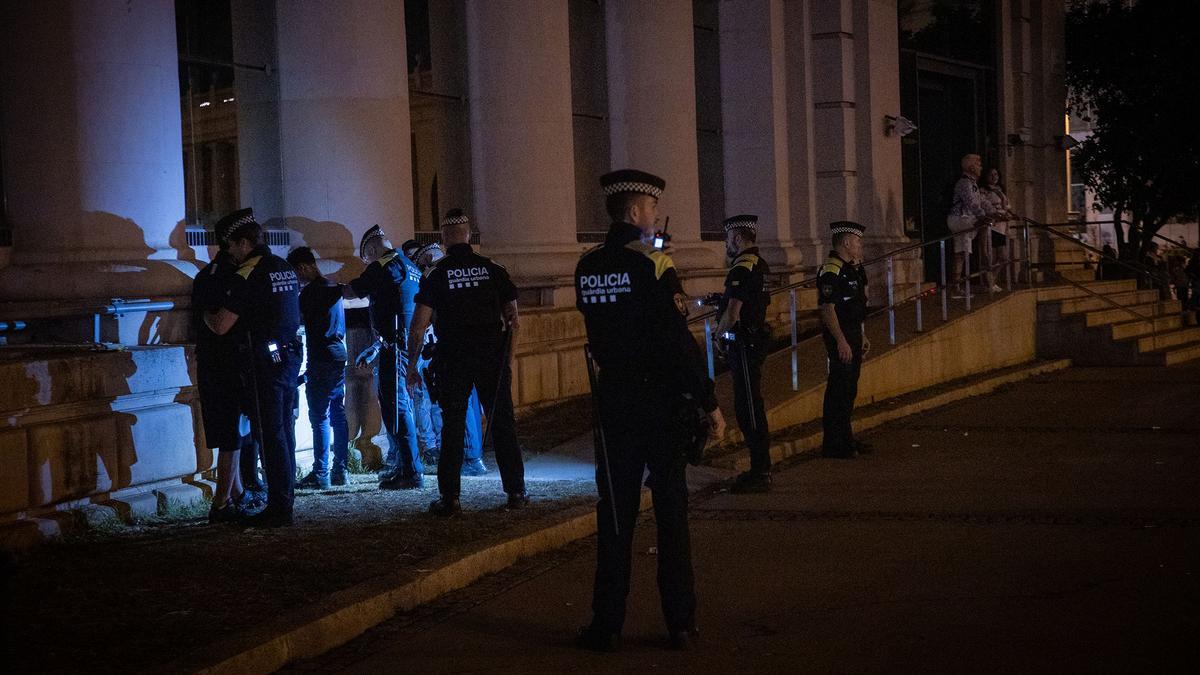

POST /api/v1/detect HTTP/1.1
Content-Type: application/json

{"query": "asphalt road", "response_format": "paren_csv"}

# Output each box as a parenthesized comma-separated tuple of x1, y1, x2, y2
(288, 365, 1200, 673)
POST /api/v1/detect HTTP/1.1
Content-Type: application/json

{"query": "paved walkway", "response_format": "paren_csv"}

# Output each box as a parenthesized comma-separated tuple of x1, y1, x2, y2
(288, 365, 1200, 672)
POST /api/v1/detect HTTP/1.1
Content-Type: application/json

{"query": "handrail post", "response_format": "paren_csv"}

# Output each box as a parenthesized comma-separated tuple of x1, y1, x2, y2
(965, 250, 973, 312)
(1023, 223, 1032, 286)
(703, 317, 715, 380)
(939, 239, 948, 321)
(1005, 235, 1013, 292)
(93, 313, 101, 343)
(886, 256, 896, 345)
(789, 288, 798, 391)
(986, 226, 995, 299)
(916, 288, 924, 333)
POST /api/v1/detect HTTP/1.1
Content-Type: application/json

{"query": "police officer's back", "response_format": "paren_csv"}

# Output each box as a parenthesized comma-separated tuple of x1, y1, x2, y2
(714, 214, 773, 492)
(817, 220, 871, 459)
(205, 209, 301, 527)
(575, 169, 724, 652)
(344, 225, 426, 489)
(407, 209, 527, 515)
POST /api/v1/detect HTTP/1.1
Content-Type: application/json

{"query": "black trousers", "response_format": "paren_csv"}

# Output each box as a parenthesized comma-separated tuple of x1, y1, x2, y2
(243, 345, 301, 514)
(725, 336, 770, 474)
(434, 335, 525, 498)
(822, 333, 863, 452)
(591, 374, 695, 634)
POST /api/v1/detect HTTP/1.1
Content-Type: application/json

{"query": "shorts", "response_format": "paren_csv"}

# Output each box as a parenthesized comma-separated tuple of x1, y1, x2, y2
(197, 359, 246, 451)
(948, 215, 977, 254)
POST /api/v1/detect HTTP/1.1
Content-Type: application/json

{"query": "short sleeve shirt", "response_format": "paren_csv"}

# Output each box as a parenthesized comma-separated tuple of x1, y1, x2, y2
(299, 280, 347, 363)
(221, 245, 301, 346)
(718, 247, 770, 332)
(349, 250, 422, 342)
(950, 175, 991, 219)
(415, 243, 518, 345)
(192, 250, 242, 358)
(816, 251, 868, 331)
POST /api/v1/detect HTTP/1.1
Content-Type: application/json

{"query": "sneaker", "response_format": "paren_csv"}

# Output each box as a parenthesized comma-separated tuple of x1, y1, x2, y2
(236, 490, 267, 510)
(208, 499, 246, 524)
(576, 625, 621, 653)
(668, 627, 700, 651)
(729, 471, 772, 494)
(505, 491, 530, 509)
(428, 496, 462, 517)
(379, 473, 424, 490)
(329, 471, 348, 486)
(990, 283, 1003, 292)
(296, 471, 331, 490)
(422, 453, 439, 476)
(461, 458, 489, 476)
(243, 508, 293, 528)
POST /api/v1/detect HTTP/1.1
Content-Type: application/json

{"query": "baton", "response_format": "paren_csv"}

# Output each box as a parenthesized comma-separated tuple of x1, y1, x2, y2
(393, 315, 401, 450)
(737, 337, 757, 433)
(480, 328, 514, 450)
(245, 333, 266, 472)
(584, 344, 621, 537)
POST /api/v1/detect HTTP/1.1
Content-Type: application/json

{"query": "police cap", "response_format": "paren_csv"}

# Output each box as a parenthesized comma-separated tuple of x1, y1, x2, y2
(829, 220, 866, 237)
(401, 239, 421, 259)
(215, 208, 257, 244)
(600, 169, 665, 199)
(359, 224, 385, 259)
(723, 214, 758, 233)
(441, 208, 470, 228)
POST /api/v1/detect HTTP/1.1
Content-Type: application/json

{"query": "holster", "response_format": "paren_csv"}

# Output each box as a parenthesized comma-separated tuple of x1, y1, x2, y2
(423, 356, 441, 403)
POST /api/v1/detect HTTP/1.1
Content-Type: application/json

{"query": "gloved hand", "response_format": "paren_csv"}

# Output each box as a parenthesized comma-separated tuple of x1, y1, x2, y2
(355, 342, 381, 369)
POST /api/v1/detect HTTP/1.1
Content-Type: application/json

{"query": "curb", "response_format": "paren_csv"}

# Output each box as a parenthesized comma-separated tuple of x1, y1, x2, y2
(171, 492, 655, 674)
(712, 359, 1072, 472)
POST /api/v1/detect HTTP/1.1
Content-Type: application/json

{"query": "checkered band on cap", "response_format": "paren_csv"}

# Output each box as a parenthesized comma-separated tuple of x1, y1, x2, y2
(441, 213, 470, 227)
(723, 214, 758, 233)
(829, 220, 865, 236)
(215, 208, 257, 243)
(359, 224, 385, 258)
(600, 169, 666, 199)
(601, 181, 663, 199)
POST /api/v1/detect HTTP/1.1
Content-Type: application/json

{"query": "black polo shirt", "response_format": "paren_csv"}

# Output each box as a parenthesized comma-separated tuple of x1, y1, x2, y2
(816, 251, 868, 333)
(719, 246, 770, 333)
(299, 279, 347, 363)
(221, 244, 301, 347)
(415, 243, 518, 347)
(193, 250, 242, 358)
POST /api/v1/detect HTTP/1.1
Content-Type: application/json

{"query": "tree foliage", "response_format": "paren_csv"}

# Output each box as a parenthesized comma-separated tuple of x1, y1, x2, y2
(1066, 1, 1200, 257)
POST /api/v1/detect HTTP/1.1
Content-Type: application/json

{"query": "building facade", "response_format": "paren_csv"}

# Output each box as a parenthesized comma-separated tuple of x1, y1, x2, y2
(0, 0, 1069, 532)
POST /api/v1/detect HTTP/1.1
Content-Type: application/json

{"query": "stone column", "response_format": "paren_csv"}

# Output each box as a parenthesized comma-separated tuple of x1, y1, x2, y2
(809, 0, 859, 232)
(464, 0, 580, 281)
(783, 0, 825, 267)
(853, 0, 916, 296)
(0, 0, 195, 301)
(274, 0, 413, 266)
(605, 0, 720, 270)
(719, 0, 804, 268)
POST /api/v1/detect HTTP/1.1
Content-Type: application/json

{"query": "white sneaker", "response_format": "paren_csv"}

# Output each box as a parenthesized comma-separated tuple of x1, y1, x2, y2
(991, 284, 1003, 292)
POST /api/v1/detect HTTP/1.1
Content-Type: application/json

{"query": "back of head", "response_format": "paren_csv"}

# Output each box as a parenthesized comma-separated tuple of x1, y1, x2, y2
(286, 246, 316, 267)
(440, 209, 471, 245)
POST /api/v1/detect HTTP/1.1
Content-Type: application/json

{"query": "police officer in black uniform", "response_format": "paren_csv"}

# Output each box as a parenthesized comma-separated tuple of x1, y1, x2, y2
(193, 224, 257, 523)
(406, 209, 527, 516)
(575, 170, 726, 652)
(205, 209, 302, 527)
(343, 225, 425, 489)
(817, 220, 873, 459)
(715, 214, 773, 493)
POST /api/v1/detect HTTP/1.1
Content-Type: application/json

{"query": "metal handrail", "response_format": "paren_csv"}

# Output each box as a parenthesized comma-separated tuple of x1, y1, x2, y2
(694, 217, 1025, 389)
(1018, 218, 1173, 287)
(0, 298, 176, 343)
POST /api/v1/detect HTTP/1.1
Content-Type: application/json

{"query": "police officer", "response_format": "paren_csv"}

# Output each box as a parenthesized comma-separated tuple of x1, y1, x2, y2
(409, 243, 489, 478)
(193, 221, 257, 523)
(575, 170, 725, 652)
(343, 225, 425, 489)
(205, 209, 302, 527)
(715, 214, 773, 493)
(818, 220, 872, 459)
(405, 209, 526, 516)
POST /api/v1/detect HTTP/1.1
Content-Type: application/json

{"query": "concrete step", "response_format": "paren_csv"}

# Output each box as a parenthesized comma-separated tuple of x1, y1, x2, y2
(1141, 340, 1200, 366)
(1035, 279, 1137, 302)
(1054, 289, 1161, 315)
(1132, 327, 1200, 353)
(1085, 301, 1180, 328)
(1054, 249, 1090, 264)
(1059, 268, 1097, 282)
(1109, 314, 1183, 341)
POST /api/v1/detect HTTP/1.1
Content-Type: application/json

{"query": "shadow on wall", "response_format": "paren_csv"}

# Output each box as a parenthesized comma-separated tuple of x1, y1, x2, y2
(279, 217, 366, 283)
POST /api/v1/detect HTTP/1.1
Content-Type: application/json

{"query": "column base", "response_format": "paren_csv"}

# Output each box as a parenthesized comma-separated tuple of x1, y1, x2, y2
(0, 259, 201, 302)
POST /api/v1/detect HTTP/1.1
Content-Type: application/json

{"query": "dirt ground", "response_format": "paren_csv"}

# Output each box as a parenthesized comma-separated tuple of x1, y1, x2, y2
(2, 400, 600, 674)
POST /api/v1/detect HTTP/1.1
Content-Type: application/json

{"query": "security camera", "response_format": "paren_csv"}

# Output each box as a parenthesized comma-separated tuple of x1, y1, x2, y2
(884, 115, 918, 137)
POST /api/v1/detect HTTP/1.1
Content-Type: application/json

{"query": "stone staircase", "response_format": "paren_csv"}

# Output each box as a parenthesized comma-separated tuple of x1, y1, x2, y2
(1035, 279, 1200, 366)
